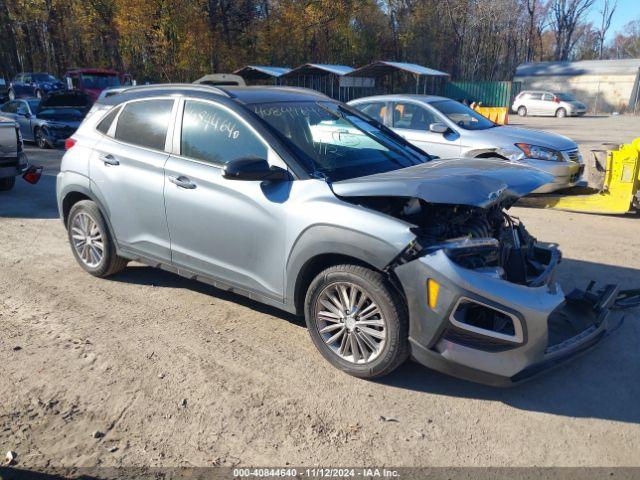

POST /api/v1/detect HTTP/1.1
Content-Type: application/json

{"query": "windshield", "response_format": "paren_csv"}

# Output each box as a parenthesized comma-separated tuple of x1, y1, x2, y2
(429, 100, 496, 130)
(554, 93, 576, 101)
(81, 73, 121, 89)
(33, 74, 57, 82)
(251, 101, 430, 181)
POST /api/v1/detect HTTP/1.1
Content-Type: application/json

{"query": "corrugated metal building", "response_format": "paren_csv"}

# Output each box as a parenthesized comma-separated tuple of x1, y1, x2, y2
(514, 59, 640, 113)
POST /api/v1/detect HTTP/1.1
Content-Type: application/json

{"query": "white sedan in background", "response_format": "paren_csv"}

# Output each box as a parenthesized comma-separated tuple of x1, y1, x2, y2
(348, 94, 583, 193)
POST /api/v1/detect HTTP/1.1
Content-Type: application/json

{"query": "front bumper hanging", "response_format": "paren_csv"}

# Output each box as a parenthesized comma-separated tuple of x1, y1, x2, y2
(395, 247, 619, 386)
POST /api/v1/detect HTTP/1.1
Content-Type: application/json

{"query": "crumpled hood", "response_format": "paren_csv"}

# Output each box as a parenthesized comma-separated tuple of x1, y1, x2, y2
(490, 126, 576, 151)
(331, 158, 554, 208)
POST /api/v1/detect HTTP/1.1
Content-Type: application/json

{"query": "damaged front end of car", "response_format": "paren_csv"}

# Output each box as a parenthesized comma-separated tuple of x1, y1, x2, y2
(332, 160, 618, 385)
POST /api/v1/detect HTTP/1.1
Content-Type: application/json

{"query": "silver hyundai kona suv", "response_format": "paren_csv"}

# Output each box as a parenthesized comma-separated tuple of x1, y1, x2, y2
(56, 85, 617, 385)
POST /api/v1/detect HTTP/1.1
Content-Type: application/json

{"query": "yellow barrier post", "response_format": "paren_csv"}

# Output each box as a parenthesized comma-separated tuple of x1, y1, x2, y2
(473, 106, 509, 125)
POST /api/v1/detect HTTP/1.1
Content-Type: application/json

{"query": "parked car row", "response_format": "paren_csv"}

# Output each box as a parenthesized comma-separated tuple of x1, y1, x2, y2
(0, 69, 134, 150)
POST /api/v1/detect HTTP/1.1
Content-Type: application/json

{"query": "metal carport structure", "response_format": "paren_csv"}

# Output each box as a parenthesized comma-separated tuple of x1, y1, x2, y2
(233, 65, 292, 85)
(343, 61, 450, 101)
(280, 64, 354, 101)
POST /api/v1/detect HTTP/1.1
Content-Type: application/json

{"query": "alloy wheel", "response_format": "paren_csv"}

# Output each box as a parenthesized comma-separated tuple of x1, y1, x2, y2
(314, 282, 387, 364)
(71, 212, 105, 268)
(35, 129, 47, 149)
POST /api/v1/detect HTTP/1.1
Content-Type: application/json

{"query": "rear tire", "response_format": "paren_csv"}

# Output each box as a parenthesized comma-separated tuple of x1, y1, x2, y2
(517, 106, 527, 117)
(555, 108, 567, 118)
(304, 264, 409, 379)
(0, 176, 16, 191)
(67, 200, 128, 277)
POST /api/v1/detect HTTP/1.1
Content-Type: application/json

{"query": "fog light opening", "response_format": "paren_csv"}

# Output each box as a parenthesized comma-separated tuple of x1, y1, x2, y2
(450, 298, 523, 344)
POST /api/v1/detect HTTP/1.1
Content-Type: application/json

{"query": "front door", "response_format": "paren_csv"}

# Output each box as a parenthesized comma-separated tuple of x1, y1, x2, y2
(391, 101, 461, 159)
(90, 98, 175, 262)
(164, 98, 289, 300)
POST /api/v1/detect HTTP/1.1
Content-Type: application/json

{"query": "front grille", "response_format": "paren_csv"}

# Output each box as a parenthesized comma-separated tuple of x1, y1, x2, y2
(566, 149, 580, 162)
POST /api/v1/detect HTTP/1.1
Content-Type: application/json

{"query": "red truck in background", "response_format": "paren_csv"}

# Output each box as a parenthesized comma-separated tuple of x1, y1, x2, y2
(64, 68, 134, 102)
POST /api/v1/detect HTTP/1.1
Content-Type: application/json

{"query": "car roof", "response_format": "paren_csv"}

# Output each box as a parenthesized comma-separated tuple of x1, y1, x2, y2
(348, 94, 450, 104)
(97, 84, 331, 106)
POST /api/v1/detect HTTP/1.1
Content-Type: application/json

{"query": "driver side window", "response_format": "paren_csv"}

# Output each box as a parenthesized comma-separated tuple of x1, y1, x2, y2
(392, 102, 439, 130)
(181, 100, 267, 166)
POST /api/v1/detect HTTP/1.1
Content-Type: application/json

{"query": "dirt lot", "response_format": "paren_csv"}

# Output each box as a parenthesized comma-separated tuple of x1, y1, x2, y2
(1, 115, 639, 469)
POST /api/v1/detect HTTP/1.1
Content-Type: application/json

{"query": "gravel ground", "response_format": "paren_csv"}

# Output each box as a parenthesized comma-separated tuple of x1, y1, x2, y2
(1, 116, 639, 469)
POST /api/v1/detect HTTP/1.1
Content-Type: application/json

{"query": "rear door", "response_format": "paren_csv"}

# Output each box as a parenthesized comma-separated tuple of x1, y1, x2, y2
(391, 101, 460, 158)
(540, 93, 557, 116)
(525, 92, 544, 115)
(163, 98, 289, 300)
(90, 98, 176, 262)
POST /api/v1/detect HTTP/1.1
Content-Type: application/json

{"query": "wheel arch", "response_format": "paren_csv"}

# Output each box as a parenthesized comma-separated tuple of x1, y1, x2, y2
(292, 253, 381, 316)
(286, 225, 413, 316)
(60, 187, 119, 250)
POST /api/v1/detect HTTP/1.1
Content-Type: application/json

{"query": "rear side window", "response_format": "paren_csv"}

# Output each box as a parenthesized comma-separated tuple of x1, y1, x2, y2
(114, 99, 174, 150)
(356, 102, 387, 124)
(180, 100, 267, 165)
(96, 105, 122, 135)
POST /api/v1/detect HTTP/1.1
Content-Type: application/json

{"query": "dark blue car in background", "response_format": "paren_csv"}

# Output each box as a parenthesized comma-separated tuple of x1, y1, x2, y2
(8, 72, 65, 100)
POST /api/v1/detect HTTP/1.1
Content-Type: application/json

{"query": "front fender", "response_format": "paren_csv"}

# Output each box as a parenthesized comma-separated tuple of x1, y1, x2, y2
(284, 223, 415, 309)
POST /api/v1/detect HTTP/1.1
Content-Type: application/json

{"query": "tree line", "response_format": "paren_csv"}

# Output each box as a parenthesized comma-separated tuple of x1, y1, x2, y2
(0, 0, 638, 83)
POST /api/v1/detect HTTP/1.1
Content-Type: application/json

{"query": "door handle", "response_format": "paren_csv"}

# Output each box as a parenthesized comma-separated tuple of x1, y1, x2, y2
(99, 153, 119, 166)
(168, 175, 196, 189)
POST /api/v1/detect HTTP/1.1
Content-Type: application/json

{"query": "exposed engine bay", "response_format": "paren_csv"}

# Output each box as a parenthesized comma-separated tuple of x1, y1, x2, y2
(350, 196, 559, 285)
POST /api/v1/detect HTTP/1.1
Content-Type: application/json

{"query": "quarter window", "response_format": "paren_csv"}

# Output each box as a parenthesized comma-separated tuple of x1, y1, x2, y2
(114, 99, 174, 150)
(96, 105, 122, 135)
(180, 100, 267, 165)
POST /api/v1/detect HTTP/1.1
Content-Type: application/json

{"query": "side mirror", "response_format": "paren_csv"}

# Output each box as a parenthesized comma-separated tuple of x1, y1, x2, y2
(429, 122, 448, 134)
(223, 156, 289, 182)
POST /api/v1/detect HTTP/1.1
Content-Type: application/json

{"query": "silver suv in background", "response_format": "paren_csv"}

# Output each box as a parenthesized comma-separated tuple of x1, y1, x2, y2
(349, 95, 583, 193)
(56, 85, 616, 385)
(512, 91, 587, 117)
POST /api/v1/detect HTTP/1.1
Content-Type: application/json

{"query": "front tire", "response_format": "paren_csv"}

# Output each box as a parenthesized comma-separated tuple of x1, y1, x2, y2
(67, 200, 128, 277)
(517, 106, 527, 117)
(0, 176, 16, 191)
(556, 107, 567, 118)
(304, 264, 409, 379)
(34, 127, 49, 149)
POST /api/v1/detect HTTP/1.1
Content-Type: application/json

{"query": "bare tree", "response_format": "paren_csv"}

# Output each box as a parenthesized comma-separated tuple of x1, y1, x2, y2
(596, 0, 617, 59)
(550, 0, 596, 60)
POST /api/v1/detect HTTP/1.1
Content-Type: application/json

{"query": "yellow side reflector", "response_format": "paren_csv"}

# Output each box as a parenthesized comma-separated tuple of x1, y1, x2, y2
(427, 279, 440, 310)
